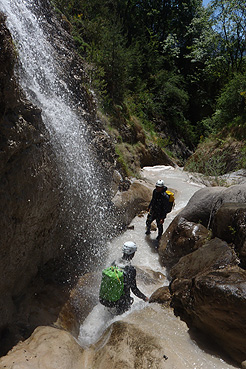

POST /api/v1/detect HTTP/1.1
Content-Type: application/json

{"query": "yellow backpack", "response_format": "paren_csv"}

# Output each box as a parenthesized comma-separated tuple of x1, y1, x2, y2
(166, 190, 175, 213)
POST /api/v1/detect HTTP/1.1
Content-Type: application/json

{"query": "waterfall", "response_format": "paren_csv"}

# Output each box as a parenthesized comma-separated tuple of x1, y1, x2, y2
(1, 0, 115, 271)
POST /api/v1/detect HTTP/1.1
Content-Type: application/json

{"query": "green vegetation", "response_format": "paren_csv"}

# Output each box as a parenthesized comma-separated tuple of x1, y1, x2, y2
(52, 0, 246, 175)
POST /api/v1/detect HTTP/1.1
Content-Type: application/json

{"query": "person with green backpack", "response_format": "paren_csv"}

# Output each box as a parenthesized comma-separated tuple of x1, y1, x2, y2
(99, 241, 149, 314)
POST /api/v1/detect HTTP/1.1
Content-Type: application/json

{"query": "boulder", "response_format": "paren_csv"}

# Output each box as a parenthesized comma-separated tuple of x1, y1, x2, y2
(135, 267, 166, 286)
(169, 238, 239, 325)
(140, 143, 175, 168)
(159, 184, 246, 270)
(170, 238, 239, 281)
(158, 217, 210, 269)
(0, 326, 85, 369)
(171, 266, 246, 364)
(149, 286, 171, 304)
(112, 180, 152, 228)
(212, 203, 246, 268)
(174, 184, 246, 228)
(174, 186, 224, 227)
(88, 320, 168, 369)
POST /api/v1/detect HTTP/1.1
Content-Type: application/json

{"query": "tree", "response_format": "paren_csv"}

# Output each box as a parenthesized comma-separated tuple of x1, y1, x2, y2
(211, 0, 246, 74)
(184, 5, 221, 123)
(213, 73, 246, 129)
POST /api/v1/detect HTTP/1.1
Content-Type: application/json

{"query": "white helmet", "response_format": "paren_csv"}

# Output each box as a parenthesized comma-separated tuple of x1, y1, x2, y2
(122, 241, 137, 255)
(156, 179, 165, 187)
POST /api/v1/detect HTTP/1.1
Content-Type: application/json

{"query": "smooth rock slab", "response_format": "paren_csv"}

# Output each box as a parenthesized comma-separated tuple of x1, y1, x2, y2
(0, 326, 84, 369)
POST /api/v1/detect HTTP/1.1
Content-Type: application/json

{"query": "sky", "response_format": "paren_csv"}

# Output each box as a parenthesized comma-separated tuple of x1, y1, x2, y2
(203, 0, 211, 6)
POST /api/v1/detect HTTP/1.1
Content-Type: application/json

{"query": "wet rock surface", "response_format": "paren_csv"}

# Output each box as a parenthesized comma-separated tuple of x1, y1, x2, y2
(149, 286, 171, 304)
(0, 326, 85, 369)
(0, 12, 66, 354)
(169, 238, 238, 281)
(57, 272, 101, 337)
(112, 180, 152, 228)
(212, 202, 246, 268)
(171, 266, 246, 364)
(159, 217, 210, 269)
(0, 319, 168, 369)
(89, 320, 167, 369)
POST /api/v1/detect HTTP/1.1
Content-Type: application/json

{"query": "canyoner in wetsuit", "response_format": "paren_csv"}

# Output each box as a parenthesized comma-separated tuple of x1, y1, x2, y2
(145, 179, 170, 240)
(99, 241, 148, 315)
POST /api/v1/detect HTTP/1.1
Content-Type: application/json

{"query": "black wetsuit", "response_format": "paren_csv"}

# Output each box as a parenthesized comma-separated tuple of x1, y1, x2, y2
(100, 260, 147, 314)
(146, 187, 170, 239)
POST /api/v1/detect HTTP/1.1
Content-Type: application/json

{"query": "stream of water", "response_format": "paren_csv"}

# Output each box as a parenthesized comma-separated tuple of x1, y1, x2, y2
(78, 165, 239, 369)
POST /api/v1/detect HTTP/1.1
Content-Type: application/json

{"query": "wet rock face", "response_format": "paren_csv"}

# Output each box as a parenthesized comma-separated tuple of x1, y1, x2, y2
(160, 185, 246, 269)
(0, 319, 169, 369)
(171, 266, 246, 364)
(149, 286, 171, 304)
(178, 185, 246, 228)
(160, 185, 246, 365)
(112, 180, 152, 228)
(0, 0, 122, 354)
(57, 271, 101, 337)
(212, 203, 246, 268)
(0, 12, 66, 354)
(158, 217, 210, 269)
(0, 326, 85, 369)
(170, 238, 239, 281)
(92, 320, 166, 369)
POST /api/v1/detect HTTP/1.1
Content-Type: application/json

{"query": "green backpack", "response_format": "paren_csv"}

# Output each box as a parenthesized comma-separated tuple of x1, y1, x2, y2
(99, 265, 124, 302)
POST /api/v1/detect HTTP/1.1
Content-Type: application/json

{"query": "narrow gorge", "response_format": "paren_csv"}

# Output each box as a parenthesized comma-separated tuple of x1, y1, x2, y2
(0, 1, 246, 369)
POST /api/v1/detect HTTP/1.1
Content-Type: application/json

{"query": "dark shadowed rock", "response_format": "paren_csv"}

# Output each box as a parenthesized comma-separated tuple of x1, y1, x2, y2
(140, 143, 175, 168)
(149, 286, 171, 304)
(170, 238, 239, 281)
(159, 185, 246, 270)
(158, 217, 210, 269)
(212, 202, 246, 268)
(171, 266, 246, 364)
(0, 12, 66, 354)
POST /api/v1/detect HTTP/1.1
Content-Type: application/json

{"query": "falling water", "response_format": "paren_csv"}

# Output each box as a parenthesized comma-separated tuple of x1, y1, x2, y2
(1, 3, 240, 367)
(0, 0, 115, 270)
(78, 166, 239, 368)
